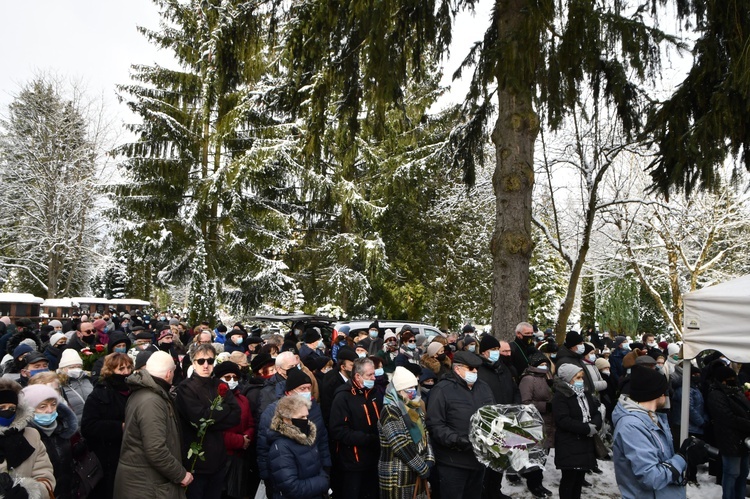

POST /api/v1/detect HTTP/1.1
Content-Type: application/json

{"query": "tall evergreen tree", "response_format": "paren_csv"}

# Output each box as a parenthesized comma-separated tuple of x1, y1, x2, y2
(271, 0, 683, 339)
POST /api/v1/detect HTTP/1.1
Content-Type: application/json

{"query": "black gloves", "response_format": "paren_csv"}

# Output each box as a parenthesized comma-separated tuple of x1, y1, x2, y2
(0, 473, 29, 499)
(453, 437, 472, 451)
(678, 437, 710, 466)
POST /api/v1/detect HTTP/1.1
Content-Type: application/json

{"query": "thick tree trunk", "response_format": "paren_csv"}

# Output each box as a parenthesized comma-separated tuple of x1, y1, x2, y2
(490, 90, 537, 339)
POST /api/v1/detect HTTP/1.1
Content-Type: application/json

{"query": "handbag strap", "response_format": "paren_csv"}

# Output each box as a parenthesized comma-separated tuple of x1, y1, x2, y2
(37, 477, 55, 499)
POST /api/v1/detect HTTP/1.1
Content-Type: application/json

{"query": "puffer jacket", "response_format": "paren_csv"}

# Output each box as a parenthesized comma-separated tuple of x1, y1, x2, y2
(175, 374, 241, 475)
(114, 369, 186, 499)
(60, 374, 94, 424)
(0, 383, 56, 498)
(329, 381, 383, 472)
(519, 366, 554, 448)
(268, 413, 329, 499)
(425, 371, 495, 470)
(706, 381, 750, 457)
(612, 396, 687, 499)
(30, 401, 78, 499)
(551, 378, 601, 471)
(257, 399, 331, 482)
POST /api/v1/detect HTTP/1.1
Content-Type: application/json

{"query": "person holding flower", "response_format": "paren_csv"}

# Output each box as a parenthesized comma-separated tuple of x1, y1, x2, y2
(378, 366, 434, 499)
(551, 363, 602, 499)
(175, 343, 240, 499)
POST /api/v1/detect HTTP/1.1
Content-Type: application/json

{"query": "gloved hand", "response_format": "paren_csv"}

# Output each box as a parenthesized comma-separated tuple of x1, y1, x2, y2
(6, 485, 30, 499)
(454, 437, 472, 451)
(679, 437, 710, 466)
(0, 473, 13, 494)
(587, 424, 597, 437)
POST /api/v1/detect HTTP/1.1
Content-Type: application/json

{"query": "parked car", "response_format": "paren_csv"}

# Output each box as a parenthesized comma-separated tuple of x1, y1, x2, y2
(333, 320, 445, 341)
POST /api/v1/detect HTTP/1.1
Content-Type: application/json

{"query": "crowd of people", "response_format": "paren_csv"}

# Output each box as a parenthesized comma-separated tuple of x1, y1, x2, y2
(0, 312, 748, 499)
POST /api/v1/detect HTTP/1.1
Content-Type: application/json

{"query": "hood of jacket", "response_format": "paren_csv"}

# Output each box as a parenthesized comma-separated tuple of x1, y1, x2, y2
(269, 412, 317, 446)
(126, 369, 170, 400)
(612, 394, 659, 427)
(555, 345, 582, 363)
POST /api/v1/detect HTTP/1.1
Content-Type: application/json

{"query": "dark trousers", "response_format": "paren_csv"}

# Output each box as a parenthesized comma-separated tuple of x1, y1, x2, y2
(333, 469, 378, 499)
(187, 470, 226, 499)
(438, 464, 485, 499)
(482, 468, 506, 499)
(559, 469, 585, 499)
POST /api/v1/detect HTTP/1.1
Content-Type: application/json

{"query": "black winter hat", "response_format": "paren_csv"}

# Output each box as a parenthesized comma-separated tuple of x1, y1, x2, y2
(285, 367, 311, 392)
(713, 365, 737, 383)
(134, 350, 153, 370)
(250, 353, 275, 374)
(462, 324, 476, 334)
(629, 365, 668, 402)
(564, 330, 584, 349)
(213, 361, 240, 379)
(302, 328, 322, 343)
(529, 352, 550, 367)
(368, 321, 379, 330)
(337, 347, 359, 363)
(479, 335, 500, 353)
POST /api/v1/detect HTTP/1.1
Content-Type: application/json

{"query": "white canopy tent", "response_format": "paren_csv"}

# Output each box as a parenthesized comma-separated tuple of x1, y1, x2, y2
(679, 274, 750, 442)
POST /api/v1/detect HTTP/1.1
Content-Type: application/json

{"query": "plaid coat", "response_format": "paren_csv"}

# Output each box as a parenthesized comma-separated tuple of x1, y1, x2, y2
(377, 402, 434, 499)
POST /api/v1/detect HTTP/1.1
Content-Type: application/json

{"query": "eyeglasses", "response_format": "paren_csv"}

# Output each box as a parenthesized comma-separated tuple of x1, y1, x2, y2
(195, 357, 215, 366)
(406, 340, 416, 343)
(222, 375, 238, 381)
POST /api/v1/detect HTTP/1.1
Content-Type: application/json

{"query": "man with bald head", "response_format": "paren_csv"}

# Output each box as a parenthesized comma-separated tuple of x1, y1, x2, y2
(257, 351, 298, 415)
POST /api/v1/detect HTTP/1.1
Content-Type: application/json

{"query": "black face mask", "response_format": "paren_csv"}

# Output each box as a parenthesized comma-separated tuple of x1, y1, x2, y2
(436, 353, 447, 362)
(110, 374, 129, 390)
(82, 334, 96, 344)
(501, 355, 513, 367)
(524, 337, 534, 345)
(447, 344, 456, 352)
(0, 408, 16, 420)
(291, 418, 310, 435)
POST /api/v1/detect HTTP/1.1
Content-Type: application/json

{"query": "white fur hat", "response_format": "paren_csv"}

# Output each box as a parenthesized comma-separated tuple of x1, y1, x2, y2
(59, 349, 83, 369)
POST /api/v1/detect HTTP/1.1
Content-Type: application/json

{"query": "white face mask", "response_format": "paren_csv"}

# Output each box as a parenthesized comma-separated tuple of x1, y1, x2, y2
(67, 368, 83, 379)
(226, 379, 239, 390)
(536, 364, 548, 371)
(587, 354, 596, 363)
(575, 344, 585, 355)
(463, 371, 478, 384)
(601, 370, 610, 375)
(467, 345, 476, 353)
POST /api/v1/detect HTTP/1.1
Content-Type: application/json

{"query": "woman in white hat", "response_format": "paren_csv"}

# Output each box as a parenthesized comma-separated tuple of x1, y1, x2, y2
(377, 366, 434, 499)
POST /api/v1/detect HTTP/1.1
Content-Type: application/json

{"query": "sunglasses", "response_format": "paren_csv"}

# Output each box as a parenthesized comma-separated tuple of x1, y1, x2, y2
(195, 357, 215, 366)
(82, 330, 95, 334)
(222, 375, 238, 381)
(406, 340, 416, 343)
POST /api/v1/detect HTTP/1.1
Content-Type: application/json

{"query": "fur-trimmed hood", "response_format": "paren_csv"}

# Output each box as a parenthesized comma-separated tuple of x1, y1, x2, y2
(270, 413, 317, 446)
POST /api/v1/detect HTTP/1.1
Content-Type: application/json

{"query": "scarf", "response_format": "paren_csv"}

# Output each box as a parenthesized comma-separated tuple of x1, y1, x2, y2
(572, 385, 591, 423)
(383, 383, 426, 452)
(0, 426, 35, 469)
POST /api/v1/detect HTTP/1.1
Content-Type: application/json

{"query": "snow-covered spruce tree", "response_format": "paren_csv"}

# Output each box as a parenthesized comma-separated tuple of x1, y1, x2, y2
(114, 0, 297, 312)
(0, 76, 107, 297)
(187, 242, 217, 325)
(596, 267, 640, 337)
(528, 227, 567, 332)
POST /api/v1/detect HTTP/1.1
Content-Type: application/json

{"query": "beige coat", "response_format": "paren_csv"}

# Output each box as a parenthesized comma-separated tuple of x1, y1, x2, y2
(113, 370, 186, 499)
(0, 400, 56, 499)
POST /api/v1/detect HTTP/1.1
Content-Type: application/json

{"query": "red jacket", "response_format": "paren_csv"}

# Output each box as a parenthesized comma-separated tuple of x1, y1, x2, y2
(223, 389, 256, 455)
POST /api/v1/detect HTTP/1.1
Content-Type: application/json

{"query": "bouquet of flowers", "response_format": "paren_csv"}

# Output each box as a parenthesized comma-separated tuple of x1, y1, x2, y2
(469, 404, 546, 473)
(743, 382, 750, 402)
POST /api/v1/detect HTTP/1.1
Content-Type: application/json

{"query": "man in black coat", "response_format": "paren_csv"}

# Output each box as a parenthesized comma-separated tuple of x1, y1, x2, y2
(426, 351, 495, 499)
(328, 357, 382, 499)
(477, 336, 537, 498)
(555, 331, 595, 394)
(510, 322, 538, 377)
(319, 346, 358, 425)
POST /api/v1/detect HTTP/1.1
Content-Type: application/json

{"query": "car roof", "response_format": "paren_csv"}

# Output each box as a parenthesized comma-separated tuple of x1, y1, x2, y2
(247, 314, 337, 324)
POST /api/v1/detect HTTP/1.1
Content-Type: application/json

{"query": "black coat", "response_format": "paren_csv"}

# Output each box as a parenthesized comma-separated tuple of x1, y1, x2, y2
(706, 382, 750, 457)
(31, 402, 78, 499)
(328, 381, 382, 472)
(43, 344, 65, 371)
(551, 378, 601, 471)
(477, 357, 521, 405)
(81, 376, 130, 499)
(555, 347, 595, 394)
(175, 374, 241, 475)
(510, 336, 537, 376)
(425, 372, 495, 470)
(320, 369, 347, 425)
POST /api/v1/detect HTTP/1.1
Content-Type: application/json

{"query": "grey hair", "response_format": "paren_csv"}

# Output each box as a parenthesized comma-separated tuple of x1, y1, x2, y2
(353, 357, 374, 378)
(276, 394, 312, 419)
(275, 351, 296, 369)
(190, 343, 217, 362)
(515, 322, 533, 334)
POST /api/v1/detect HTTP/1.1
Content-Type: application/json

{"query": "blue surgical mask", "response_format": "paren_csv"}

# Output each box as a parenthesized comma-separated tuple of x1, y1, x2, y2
(488, 351, 500, 363)
(357, 352, 367, 359)
(369, 330, 378, 339)
(33, 411, 58, 426)
(363, 379, 375, 390)
(537, 364, 549, 371)
(463, 371, 478, 384)
(114, 346, 127, 354)
(374, 368, 384, 377)
(29, 368, 49, 377)
(406, 343, 416, 350)
(467, 345, 476, 353)
(233, 337, 243, 345)
(550, 353, 557, 359)
(298, 391, 312, 401)
(573, 380, 584, 389)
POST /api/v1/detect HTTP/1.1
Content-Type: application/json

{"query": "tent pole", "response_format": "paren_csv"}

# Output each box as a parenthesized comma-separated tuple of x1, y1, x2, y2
(679, 358, 691, 445)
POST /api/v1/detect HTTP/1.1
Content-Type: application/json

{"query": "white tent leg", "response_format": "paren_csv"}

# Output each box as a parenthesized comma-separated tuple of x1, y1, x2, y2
(679, 358, 691, 445)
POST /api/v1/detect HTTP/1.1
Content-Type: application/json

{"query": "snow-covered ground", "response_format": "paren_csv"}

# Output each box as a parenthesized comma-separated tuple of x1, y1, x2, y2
(500, 450, 723, 498)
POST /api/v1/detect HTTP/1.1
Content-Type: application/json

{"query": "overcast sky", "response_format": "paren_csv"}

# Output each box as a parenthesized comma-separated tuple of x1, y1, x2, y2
(0, 0, 494, 131)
